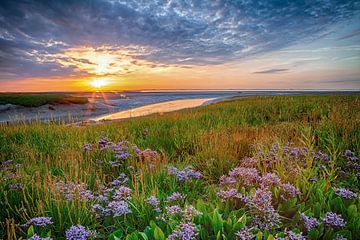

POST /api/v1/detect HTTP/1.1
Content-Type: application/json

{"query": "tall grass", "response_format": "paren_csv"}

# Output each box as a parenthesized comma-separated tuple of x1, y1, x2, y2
(0, 94, 359, 239)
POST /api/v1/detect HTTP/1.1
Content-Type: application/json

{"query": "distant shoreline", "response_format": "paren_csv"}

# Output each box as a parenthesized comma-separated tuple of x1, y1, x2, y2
(1, 91, 359, 124)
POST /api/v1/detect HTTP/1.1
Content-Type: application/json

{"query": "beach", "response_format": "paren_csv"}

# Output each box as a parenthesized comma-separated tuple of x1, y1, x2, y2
(90, 98, 216, 121)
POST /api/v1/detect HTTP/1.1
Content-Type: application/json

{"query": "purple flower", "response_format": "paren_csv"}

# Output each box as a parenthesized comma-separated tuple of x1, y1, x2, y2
(56, 181, 93, 201)
(176, 171, 188, 181)
(235, 227, 255, 240)
(111, 173, 129, 186)
(168, 166, 202, 182)
(217, 188, 242, 202)
(182, 205, 202, 221)
(300, 213, 320, 232)
(146, 196, 160, 207)
(247, 188, 280, 230)
(219, 175, 237, 186)
(28, 234, 52, 240)
(65, 225, 90, 240)
(9, 183, 23, 190)
(187, 169, 202, 179)
(228, 167, 260, 187)
(167, 222, 198, 240)
(334, 188, 357, 199)
(312, 151, 329, 163)
(322, 212, 345, 227)
(345, 150, 355, 157)
(107, 200, 131, 217)
(280, 183, 300, 200)
(23, 217, 53, 227)
(240, 157, 258, 168)
(336, 234, 348, 240)
(260, 172, 281, 188)
(168, 166, 179, 175)
(82, 144, 92, 153)
(283, 230, 306, 240)
(113, 186, 132, 201)
(166, 205, 182, 216)
(166, 192, 186, 202)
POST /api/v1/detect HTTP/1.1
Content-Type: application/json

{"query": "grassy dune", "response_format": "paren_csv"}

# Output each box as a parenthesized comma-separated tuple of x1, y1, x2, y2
(0, 93, 88, 107)
(0, 95, 360, 239)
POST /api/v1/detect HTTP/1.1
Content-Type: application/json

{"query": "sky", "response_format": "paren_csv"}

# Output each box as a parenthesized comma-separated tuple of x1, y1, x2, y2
(0, 0, 360, 92)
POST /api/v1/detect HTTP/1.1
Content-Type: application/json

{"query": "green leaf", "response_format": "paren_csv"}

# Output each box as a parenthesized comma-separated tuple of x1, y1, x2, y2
(126, 232, 139, 240)
(139, 232, 149, 240)
(212, 209, 223, 234)
(267, 234, 275, 240)
(347, 204, 357, 218)
(154, 226, 165, 240)
(108, 229, 123, 240)
(308, 229, 320, 240)
(45, 230, 52, 238)
(27, 225, 35, 238)
(255, 231, 263, 240)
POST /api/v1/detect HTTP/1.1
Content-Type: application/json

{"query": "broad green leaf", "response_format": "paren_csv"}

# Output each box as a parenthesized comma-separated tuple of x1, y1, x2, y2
(212, 209, 223, 234)
(154, 226, 165, 240)
(139, 232, 149, 240)
(27, 225, 35, 238)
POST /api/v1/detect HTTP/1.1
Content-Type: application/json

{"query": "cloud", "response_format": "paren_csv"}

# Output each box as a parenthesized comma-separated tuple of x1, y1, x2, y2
(0, 0, 360, 80)
(253, 68, 289, 74)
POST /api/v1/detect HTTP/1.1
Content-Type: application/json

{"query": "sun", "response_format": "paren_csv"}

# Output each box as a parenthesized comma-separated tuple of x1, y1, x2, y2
(90, 79, 108, 89)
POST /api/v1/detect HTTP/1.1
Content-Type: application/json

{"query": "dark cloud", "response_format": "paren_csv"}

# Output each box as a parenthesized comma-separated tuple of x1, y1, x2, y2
(0, 0, 360, 80)
(253, 68, 289, 74)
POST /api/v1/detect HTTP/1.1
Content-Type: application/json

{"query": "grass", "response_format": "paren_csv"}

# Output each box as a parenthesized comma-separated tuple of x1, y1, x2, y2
(0, 94, 359, 239)
(0, 93, 88, 107)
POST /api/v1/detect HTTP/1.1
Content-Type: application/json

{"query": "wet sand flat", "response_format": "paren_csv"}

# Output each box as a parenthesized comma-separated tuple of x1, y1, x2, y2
(91, 98, 216, 121)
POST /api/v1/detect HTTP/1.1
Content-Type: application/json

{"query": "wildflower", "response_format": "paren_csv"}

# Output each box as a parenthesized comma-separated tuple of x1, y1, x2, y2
(235, 227, 255, 240)
(260, 172, 281, 188)
(335, 234, 348, 240)
(312, 151, 329, 163)
(182, 205, 202, 220)
(280, 183, 300, 200)
(1, 159, 14, 166)
(56, 181, 93, 201)
(344, 150, 358, 162)
(168, 166, 179, 175)
(113, 186, 132, 201)
(166, 192, 186, 202)
(247, 188, 280, 230)
(217, 188, 242, 202)
(111, 173, 129, 186)
(82, 144, 92, 153)
(283, 230, 306, 240)
(309, 177, 318, 182)
(28, 234, 52, 240)
(240, 157, 258, 168)
(228, 167, 260, 187)
(167, 222, 198, 240)
(8, 183, 23, 190)
(107, 200, 132, 217)
(168, 165, 202, 182)
(146, 196, 160, 207)
(219, 175, 237, 186)
(187, 169, 202, 179)
(322, 212, 345, 227)
(334, 188, 357, 199)
(300, 213, 320, 232)
(23, 217, 53, 227)
(176, 171, 188, 181)
(109, 161, 120, 167)
(65, 225, 89, 240)
(166, 205, 182, 216)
